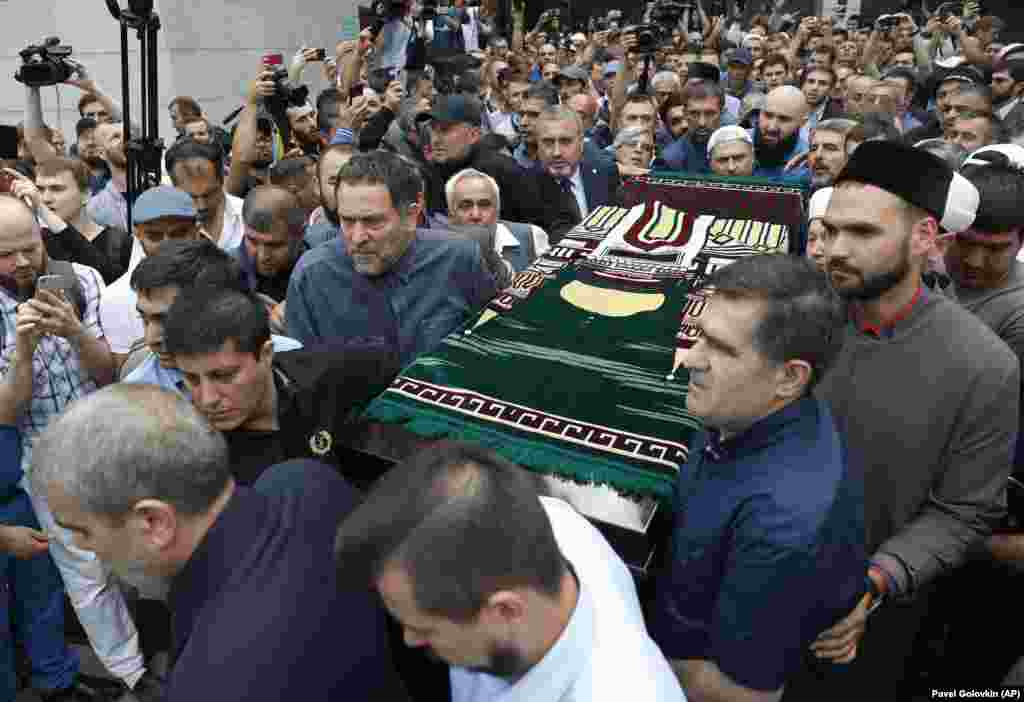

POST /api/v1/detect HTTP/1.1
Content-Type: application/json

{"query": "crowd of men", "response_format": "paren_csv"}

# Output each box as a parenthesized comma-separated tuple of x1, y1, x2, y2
(0, 0, 1023, 700)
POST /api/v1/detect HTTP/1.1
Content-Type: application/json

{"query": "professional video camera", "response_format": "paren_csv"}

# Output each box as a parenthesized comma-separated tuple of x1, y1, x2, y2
(14, 37, 75, 88)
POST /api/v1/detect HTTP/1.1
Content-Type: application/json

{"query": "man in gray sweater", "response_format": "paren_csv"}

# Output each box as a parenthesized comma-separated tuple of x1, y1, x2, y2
(786, 141, 1020, 700)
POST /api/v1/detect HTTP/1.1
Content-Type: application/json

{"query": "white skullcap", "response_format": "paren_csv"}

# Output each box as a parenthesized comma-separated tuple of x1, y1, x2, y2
(808, 187, 834, 222)
(706, 126, 753, 156)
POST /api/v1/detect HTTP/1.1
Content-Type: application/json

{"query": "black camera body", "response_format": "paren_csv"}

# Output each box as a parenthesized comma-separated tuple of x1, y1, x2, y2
(15, 37, 75, 88)
(651, 1, 688, 27)
(625, 24, 662, 55)
(876, 14, 902, 31)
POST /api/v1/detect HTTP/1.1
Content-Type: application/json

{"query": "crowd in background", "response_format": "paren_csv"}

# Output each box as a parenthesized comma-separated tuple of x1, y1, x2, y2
(0, 0, 1022, 700)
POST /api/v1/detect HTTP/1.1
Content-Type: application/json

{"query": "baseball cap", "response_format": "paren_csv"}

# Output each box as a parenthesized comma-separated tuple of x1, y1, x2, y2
(421, 94, 483, 126)
(728, 48, 753, 67)
(133, 185, 197, 224)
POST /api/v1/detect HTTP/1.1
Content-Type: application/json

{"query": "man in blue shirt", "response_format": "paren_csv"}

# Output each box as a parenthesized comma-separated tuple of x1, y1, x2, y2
(661, 82, 725, 174)
(286, 151, 499, 367)
(122, 239, 301, 393)
(749, 87, 811, 184)
(651, 254, 865, 700)
(29, 384, 409, 702)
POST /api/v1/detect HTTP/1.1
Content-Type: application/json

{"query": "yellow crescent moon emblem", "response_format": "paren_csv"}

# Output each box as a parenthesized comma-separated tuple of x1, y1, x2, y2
(310, 430, 333, 457)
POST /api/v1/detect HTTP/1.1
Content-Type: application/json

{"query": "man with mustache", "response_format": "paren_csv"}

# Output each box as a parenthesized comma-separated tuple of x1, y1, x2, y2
(286, 151, 498, 366)
(85, 122, 129, 232)
(651, 254, 862, 702)
(536, 106, 621, 220)
(791, 141, 1018, 700)
(0, 195, 168, 700)
(807, 119, 857, 192)
(707, 126, 755, 178)
(750, 86, 810, 183)
(304, 144, 354, 249)
(165, 138, 245, 252)
(335, 441, 686, 701)
(662, 82, 726, 174)
(31, 384, 410, 702)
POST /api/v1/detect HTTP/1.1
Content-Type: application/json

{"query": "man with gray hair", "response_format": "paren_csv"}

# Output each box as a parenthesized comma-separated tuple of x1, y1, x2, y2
(706, 126, 755, 177)
(535, 106, 621, 220)
(31, 384, 410, 702)
(613, 126, 656, 176)
(446, 168, 550, 274)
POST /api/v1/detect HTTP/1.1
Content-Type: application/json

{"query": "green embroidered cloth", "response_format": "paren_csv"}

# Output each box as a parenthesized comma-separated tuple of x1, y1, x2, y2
(364, 175, 807, 503)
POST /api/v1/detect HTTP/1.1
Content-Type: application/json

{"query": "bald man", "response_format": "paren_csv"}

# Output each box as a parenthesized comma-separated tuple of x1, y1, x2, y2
(568, 93, 613, 150)
(235, 186, 309, 302)
(750, 86, 810, 182)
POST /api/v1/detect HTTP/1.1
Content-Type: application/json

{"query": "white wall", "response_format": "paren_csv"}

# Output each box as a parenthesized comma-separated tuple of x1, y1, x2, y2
(0, 0, 357, 145)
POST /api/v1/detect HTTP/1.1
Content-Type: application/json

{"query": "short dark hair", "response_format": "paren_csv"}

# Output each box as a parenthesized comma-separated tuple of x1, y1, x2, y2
(683, 80, 725, 108)
(163, 286, 271, 359)
(801, 65, 837, 88)
(960, 160, 1024, 235)
(242, 185, 307, 239)
(335, 151, 424, 213)
(847, 114, 901, 143)
(76, 117, 98, 137)
(131, 239, 242, 295)
(317, 88, 342, 134)
(702, 254, 844, 391)
(761, 53, 790, 74)
(813, 44, 837, 65)
(168, 96, 203, 120)
(268, 156, 315, 187)
(77, 93, 102, 117)
(333, 441, 565, 622)
(524, 81, 559, 107)
(35, 158, 90, 194)
(956, 83, 994, 109)
(165, 138, 225, 184)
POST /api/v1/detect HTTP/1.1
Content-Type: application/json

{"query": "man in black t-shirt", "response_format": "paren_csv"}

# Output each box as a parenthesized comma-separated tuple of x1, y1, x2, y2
(162, 284, 400, 487)
(7, 159, 131, 285)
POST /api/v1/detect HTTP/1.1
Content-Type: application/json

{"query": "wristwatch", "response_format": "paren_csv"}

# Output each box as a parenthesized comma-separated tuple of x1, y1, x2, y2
(865, 574, 887, 614)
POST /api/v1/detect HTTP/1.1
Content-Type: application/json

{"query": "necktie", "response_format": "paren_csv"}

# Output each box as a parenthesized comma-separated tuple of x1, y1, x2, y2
(559, 177, 582, 221)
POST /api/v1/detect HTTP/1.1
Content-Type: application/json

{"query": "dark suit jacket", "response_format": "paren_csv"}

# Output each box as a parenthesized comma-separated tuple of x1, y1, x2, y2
(429, 142, 579, 241)
(579, 154, 621, 213)
(1003, 101, 1024, 138)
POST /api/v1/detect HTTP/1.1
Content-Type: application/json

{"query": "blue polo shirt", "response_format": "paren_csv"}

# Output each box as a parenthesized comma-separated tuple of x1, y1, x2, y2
(650, 396, 866, 691)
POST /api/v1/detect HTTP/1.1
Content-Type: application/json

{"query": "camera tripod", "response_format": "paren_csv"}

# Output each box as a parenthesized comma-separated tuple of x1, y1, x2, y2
(105, 1, 165, 233)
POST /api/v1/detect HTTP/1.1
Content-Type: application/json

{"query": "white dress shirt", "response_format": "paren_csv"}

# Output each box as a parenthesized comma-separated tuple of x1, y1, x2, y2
(494, 222, 551, 274)
(568, 167, 590, 219)
(450, 497, 686, 702)
(217, 193, 245, 251)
